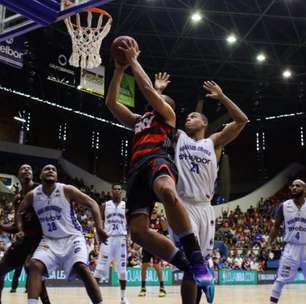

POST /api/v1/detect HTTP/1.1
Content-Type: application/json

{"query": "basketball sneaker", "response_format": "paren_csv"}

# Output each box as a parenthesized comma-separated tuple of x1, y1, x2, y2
(158, 287, 167, 297)
(202, 282, 215, 304)
(190, 251, 214, 287)
(120, 298, 129, 304)
(138, 288, 146, 297)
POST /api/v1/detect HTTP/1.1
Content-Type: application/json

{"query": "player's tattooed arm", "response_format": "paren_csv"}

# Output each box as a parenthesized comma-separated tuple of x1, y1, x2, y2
(105, 63, 140, 128)
(16, 191, 34, 234)
(64, 185, 108, 244)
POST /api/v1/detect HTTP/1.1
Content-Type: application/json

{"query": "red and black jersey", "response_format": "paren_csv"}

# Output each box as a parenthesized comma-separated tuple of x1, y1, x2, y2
(15, 183, 42, 238)
(149, 216, 164, 234)
(130, 112, 175, 169)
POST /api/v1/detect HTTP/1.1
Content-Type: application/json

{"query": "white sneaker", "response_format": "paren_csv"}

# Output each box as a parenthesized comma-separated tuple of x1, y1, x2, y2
(120, 298, 129, 304)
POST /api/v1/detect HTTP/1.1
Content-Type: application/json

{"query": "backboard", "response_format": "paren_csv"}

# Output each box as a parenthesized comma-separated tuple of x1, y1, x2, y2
(0, 0, 114, 42)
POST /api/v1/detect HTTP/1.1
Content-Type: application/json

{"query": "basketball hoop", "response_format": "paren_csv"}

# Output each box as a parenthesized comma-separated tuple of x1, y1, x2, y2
(64, 6, 112, 69)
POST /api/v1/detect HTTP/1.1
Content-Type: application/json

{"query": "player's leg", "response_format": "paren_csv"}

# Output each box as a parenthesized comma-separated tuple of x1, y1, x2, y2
(94, 241, 111, 283)
(129, 214, 190, 272)
(0, 258, 16, 303)
(11, 265, 23, 292)
(138, 250, 151, 297)
(65, 235, 103, 304)
(152, 161, 213, 287)
(152, 259, 166, 297)
(74, 262, 103, 304)
(27, 259, 47, 303)
(270, 244, 300, 304)
(115, 237, 128, 303)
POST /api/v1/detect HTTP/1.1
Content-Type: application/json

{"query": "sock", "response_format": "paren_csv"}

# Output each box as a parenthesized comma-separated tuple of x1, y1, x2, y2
(179, 233, 202, 262)
(141, 281, 146, 289)
(170, 250, 190, 271)
(28, 299, 39, 304)
(160, 281, 164, 289)
(120, 289, 126, 299)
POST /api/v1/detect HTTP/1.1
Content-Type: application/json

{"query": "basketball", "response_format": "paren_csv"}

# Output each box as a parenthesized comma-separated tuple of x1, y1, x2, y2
(111, 36, 139, 65)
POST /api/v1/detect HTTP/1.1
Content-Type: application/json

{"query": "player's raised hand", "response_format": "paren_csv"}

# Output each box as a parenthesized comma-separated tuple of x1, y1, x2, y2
(203, 81, 224, 100)
(154, 72, 171, 93)
(114, 60, 129, 71)
(118, 39, 140, 64)
(97, 227, 108, 244)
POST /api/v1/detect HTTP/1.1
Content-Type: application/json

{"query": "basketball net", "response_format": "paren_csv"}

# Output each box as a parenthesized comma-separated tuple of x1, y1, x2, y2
(64, 7, 112, 69)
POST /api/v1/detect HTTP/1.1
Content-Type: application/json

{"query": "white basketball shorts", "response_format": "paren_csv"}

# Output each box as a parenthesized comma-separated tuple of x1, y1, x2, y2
(32, 234, 88, 279)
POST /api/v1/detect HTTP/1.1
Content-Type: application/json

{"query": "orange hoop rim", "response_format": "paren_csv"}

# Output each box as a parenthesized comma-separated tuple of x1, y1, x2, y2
(87, 7, 112, 20)
(66, 7, 112, 30)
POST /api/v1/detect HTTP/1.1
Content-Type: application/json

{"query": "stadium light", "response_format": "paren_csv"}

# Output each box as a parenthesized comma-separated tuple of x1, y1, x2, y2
(191, 11, 203, 23)
(14, 116, 26, 123)
(226, 34, 237, 45)
(282, 69, 292, 79)
(256, 53, 266, 63)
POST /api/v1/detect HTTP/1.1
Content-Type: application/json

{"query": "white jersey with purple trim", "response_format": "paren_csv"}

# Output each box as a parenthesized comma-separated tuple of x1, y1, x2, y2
(175, 131, 218, 204)
(283, 199, 306, 245)
(33, 183, 82, 238)
(104, 200, 127, 237)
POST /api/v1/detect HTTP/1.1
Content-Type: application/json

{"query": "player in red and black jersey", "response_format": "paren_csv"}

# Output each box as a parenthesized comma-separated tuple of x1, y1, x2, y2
(0, 164, 50, 304)
(105, 40, 213, 289)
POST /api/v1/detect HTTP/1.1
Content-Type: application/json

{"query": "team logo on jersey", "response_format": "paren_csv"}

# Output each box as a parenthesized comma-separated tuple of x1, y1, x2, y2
(134, 114, 154, 134)
(74, 247, 81, 254)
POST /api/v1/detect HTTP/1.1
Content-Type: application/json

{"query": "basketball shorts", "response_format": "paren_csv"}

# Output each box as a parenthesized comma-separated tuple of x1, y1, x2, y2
(276, 243, 306, 283)
(170, 200, 215, 259)
(32, 234, 88, 280)
(94, 236, 127, 280)
(142, 249, 161, 264)
(127, 157, 178, 216)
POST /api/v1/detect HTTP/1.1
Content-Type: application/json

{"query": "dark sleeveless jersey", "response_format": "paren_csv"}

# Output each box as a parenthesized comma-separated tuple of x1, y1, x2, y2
(129, 111, 175, 170)
(15, 182, 42, 238)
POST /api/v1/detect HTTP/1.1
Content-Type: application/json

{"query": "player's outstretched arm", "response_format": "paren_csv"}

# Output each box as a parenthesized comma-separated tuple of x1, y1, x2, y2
(64, 185, 108, 244)
(119, 41, 175, 126)
(106, 63, 140, 128)
(204, 81, 249, 148)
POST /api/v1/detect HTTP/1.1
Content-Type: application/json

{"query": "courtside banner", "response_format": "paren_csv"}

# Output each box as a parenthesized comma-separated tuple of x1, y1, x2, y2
(79, 65, 105, 97)
(218, 270, 258, 285)
(119, 73, 135, 107)
(112, 267, 172, 286)
(0, 37, 23, 69)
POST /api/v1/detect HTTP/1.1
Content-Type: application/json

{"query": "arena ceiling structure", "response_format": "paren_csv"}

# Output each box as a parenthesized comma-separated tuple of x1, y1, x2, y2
(1, 0, 306, 125)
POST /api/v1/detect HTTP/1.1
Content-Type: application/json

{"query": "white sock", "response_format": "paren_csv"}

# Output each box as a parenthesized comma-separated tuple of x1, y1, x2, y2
(28, 299, 39, 304)
(120, 289, 126, 299)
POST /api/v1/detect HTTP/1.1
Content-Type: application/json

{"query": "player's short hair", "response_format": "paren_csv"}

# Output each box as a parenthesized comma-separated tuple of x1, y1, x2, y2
(200, 113, 208, 124)
(112, 183, 122, 190)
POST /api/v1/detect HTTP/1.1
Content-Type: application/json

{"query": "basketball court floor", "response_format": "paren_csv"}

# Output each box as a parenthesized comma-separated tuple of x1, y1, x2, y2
(2, 285, 305, 304)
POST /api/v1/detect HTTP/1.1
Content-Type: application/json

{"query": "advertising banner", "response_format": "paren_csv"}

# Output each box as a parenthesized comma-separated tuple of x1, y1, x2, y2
(111, 267, 172, 287)
(79, 66, 105, 97)
(118, 73, 135, 107)
(218, 270, 258, 285)
(0, 37, 23, 68)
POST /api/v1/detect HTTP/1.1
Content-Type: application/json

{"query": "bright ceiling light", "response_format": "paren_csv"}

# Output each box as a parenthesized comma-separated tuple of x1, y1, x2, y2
(256, 53, 266, 63)
(191, 11, 203, 23)
(226, 34, 237, 45)
(282, 69, 292, 79)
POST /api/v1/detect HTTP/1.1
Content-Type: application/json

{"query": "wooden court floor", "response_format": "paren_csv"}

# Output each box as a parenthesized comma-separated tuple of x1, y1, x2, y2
(2, 285, 305, 303)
